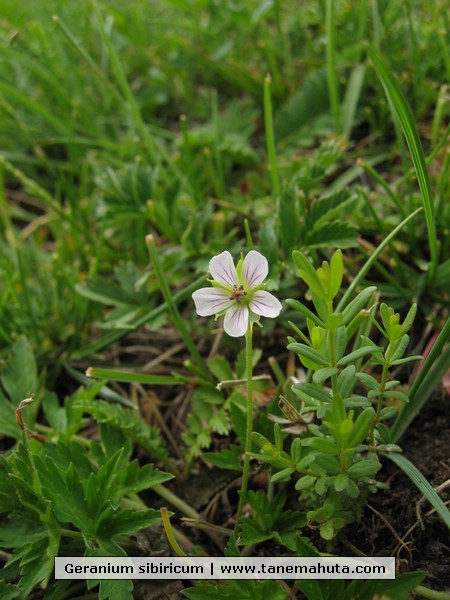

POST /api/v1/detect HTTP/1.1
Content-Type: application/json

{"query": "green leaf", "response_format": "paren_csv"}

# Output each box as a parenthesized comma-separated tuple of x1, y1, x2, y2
(87, 367, 179, 385)
(74, 399, 168, 462)
(369, 47, 437, 279)
(347, 460, 381, 479)
(334, 473, 349, 491)
(383, 452, 450, 530)
(207, 356, 233, 382)
(287, 343, 329, 367)
(270, 467, 295, 483)
(118, 461, 173, 497)
(96, 508, 161, 538)
(346, 407, 375, 448)
(0, 580, 21, 600)
(341, 286, 377, 325)
(1, 336, 38, 423)
(354, 372, 379, 391)
(329, 250, 343, 299)
(302, 438, 340, 455)
(305, 220, 357, 249)
(99, 578, 133, 600)
(346, 571, 426, 600)
(392, 317, 450, 442)
(292, 251, 324, 298)
(285, 299, 325, 327)
(293, 382, 332, 404)
(204, 446, 242, 471)
(278, 187, 301, 256)
(336, 365, 356, 399)
(36, 458, 93, 532)
(313, 367, 339, 385)
(0, 392, 21, 440)
(337, 344, 382, 366)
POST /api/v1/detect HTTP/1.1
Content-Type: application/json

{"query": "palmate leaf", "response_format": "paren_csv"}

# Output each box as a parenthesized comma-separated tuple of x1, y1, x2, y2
(278, 187, 301, 256)
(74, 399, 168, 462)
(36, 458, 94, 533)
(274, 69, 329, 141)
(0, 336, 39, 427)
(3, 536, 57, 598)
(0, 580, 21, 600)
(307, 190, 356, 227)
(343, 571, 426, 600)
(96, 507, 161, 538)
(305, 220, 358, 249)
(118, 460, 173, 497)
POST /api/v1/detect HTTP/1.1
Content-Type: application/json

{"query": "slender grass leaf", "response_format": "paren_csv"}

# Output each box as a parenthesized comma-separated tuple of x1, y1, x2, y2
(391, 317, 450, 442)
(383, 452, 450, 530)
(369, 47, 437, 279)
(86, 367, 179, 386)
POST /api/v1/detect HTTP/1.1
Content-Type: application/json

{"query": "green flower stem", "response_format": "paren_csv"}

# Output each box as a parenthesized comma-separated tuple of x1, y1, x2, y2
(235, 323, 254, 530)
(376, 363, 389, 419)
(415, 585, 450, 600)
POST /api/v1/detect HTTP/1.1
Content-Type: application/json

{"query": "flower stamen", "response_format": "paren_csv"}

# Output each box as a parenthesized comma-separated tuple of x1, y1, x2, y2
(230, 284, 247, 303)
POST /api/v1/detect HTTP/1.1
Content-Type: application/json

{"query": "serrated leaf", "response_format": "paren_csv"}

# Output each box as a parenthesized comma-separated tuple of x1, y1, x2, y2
(74, 399, 168, 462)
(236, 348, 262, 379)
(96, 508, 161, 538)
(0, 391, 21, 439)
(0, 580, 21, 600)
(36, 457, 93, 532)
(278, 187, 301, 255)
(119, 461, 173, 497)
(99, 578, 133, 600)
(207, 356, 233, 382)
(305, 220, 358, 249)
(203, 446, 242, 471)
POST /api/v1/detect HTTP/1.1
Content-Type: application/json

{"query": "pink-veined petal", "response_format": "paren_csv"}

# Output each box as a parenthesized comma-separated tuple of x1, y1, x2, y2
(209, 251, 238, 288)
(224, 305, 249, 337)
(192, 288, 233, 316)
(242, 250, 268, 289)
(249, 290, 282, 318)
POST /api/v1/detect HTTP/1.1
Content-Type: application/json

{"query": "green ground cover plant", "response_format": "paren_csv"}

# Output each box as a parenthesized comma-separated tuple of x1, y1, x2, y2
(0, 1, 449, 599)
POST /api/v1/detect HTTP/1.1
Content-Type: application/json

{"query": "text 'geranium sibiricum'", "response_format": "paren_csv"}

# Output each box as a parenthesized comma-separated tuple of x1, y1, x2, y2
(192, 250, 282, 337)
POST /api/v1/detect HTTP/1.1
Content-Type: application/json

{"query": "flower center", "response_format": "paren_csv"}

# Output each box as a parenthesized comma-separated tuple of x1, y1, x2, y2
(230, 284, 247, 303)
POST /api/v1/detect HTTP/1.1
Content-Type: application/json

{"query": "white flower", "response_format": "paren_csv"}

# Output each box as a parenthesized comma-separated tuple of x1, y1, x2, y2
(192, 250, 282, 337)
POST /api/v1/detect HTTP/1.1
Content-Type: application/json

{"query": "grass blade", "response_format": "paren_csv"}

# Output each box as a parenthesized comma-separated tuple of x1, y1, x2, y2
(336, 207, 422, 311)
(391, 317, 450, 442)
(368, 47, 438, 281)
(146, 235, 210, 381)
(86, 367, 180, 386)
(325, 0, 341, 132)
(382, 451, 450, 530)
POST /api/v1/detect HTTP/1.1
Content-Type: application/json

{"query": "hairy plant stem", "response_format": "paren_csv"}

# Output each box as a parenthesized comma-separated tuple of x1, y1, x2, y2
(235, 323, 254, 532)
